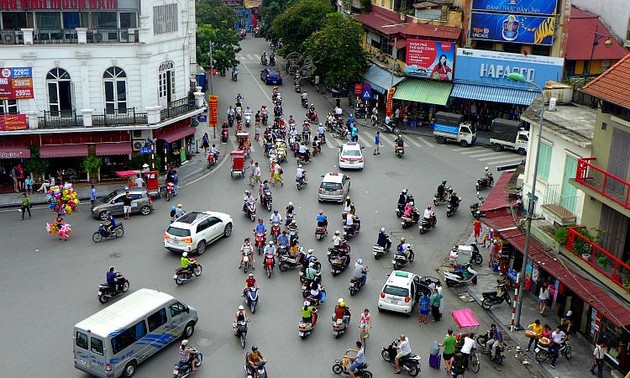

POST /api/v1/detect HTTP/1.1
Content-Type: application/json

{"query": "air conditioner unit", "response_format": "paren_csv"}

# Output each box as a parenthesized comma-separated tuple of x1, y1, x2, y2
(3, 32, 16, 44)
(132, 140, 145, 151)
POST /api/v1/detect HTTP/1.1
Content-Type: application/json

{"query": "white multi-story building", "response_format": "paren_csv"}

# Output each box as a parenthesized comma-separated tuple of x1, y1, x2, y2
(0, 0, 205, 176)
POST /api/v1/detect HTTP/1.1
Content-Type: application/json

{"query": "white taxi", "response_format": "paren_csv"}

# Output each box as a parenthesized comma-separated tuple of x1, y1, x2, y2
(378, 270, 422, 316)
(338, 142, 364, 170)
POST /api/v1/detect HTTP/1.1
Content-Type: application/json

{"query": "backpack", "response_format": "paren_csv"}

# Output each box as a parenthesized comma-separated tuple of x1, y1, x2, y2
(451, 355, 465, 374)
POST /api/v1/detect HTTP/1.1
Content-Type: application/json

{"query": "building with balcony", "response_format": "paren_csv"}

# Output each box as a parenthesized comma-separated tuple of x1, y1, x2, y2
(0, 0, 206, 185)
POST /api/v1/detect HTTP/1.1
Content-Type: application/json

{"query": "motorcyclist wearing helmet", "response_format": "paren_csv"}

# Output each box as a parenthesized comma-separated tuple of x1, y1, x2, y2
(377, 227, 392, 250)
(437, 180, 447, 201)
(316, 210, 328, 228)
(243, 272, 258, 297)
(296, 164, 306, 184)
(317, 122, 326, 140)
(175, 203, 186, 218)
(302, 300, 318, 324)
(264, 240, 277, 256)
(395, 134, 404, 148)
(254, 217, 267, 235)
(259, 180, 271, 207)
(243, 190, 256, 212)
(424, 205, 435, 223)
(343, 196, 353, 214)
(305, 261, 319, 281)
(239, 238, 255, 269)
(308, 103, 316, 114)
(247, 345, 266, 373)
(404, 201, 415, 218)
(233, 305, 249, 335)
(332, 230, 343, 248)
(178, 340, 198, 371)
(269, 209, 282, 225)
(104, 211, 116, 235)
(333, 298, 351, 325)
(353, 258, 368, 286)
(106, 266, 124, 291)
(449, 191, 461, 208)
(398, 189, 408, 207)
(285, 201, 295, 226)
(277, 230, 289, 250)
(181, 252, 197, 272)
(396, 238, 411, 260)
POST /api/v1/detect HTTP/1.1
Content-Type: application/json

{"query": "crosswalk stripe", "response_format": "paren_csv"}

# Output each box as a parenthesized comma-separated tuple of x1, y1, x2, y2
(324, 137, 338, 149)
(416, 136, 435, 147)
(458, 147, 487, 155)
(406, 137, 423, 147)
(468, 151, 504, 158)
(476, 153, 516, 161)
(379, 133, 396, 147)
(482, 156, 525, 164)
(357, 134, 372, 147)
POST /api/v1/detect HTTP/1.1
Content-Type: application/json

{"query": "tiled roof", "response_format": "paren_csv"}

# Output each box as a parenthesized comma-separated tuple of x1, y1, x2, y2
(582, 53, 630, 109)
(479, 171, 517, 214)
(566, 6, 628, 61)
(400, 23, 461, 41)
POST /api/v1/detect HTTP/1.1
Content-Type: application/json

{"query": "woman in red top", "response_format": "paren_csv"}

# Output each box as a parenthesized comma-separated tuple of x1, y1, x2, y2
(430, 55, 453, 81)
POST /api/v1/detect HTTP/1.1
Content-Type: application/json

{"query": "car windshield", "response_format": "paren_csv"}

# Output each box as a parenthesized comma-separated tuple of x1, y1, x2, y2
(102, 190, 119, 203)
(383, 285, 409, 297)
(167, 227, 191, 237)
(342, 149, 361, 157)
(321, 182, 342, 190)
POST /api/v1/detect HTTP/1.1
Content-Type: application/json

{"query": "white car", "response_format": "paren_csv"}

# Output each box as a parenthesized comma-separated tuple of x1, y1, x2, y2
(318, 172, 351, 203)
(164, 211, 233, 254)
(338, 142, 364, 170)
(378, 270, 423, 316)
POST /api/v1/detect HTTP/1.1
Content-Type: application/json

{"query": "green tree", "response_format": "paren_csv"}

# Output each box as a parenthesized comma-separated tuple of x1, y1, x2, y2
(196, 24, 241, 72)
(259, 0, 293, 35)
(196, 0, 237, 29)
(268, 0, 333, 54)
(303, 14, 369, 87)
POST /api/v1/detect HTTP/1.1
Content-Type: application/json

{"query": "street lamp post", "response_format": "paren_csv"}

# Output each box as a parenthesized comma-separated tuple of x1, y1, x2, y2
(588, 25, 612, 75)
(208, 41, 216, 138)
(507, 72, 545, 330)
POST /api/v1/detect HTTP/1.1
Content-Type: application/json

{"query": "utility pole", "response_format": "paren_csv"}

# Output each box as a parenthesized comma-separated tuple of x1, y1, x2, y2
(208, 41, 215, 138)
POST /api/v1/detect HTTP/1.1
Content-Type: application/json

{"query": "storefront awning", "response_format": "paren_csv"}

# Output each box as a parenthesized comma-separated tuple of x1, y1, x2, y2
(364, 65, 404, 94)
(451, 83, 539, 106)
(40, 144, 89, 158)
(0, 146, 30, 159)
(96, 143, 132, 156)
(159, 127, 196, 143)
(392, 79, 453, 105)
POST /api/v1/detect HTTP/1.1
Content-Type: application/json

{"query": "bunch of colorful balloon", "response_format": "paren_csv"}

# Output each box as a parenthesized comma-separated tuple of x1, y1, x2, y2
(45, 183, 80, 216)
(46, 221, 72, 239)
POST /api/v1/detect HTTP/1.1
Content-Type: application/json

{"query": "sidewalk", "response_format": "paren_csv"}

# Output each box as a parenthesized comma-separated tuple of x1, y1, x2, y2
(0, 121, 228, 209)
(456, 228, 614, 378)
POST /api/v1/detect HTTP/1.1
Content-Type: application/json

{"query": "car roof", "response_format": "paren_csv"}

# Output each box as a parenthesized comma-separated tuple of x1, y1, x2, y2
(342, 142, 360, 149)
(170, 211, 226, 228)
(383, 270, 417, 287)
(321, 172, 346, 183)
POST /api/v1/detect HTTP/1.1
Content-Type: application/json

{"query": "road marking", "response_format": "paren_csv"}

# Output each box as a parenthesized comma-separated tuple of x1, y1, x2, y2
(484, 157, 525, 164)
(406, 137, 423, 147)
(325, 137, 339, 149)
(379, 133, 396, 147)
(416, 137, 435, 147)
(468, 151, 505, 158)
(458, 147, 487, 155)
(357, 134, 372, 147)
(241, 60, 273, 103)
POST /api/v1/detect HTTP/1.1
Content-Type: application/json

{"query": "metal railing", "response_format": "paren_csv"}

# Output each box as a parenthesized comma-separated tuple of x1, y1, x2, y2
(38, 110, 83, 128)
(542, 184, 578, 214)
(575, 157, 630, 210)
(0, 30, 24, 45)
(92, 108, 148, 126)
(160, 97, 195, 120)
(87, 29, 139, 43)
(566, 226, 630, 290)
(0, 28, 139, 45)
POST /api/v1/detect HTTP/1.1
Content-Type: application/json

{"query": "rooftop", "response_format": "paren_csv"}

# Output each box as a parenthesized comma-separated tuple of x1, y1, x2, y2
(521, 97, 595, 149)
(565, 6, 628, 61)
(582, 53, 630, 109)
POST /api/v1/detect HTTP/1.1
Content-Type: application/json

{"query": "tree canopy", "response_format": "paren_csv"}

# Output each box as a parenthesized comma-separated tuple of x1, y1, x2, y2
(196, 0, 237, 29)
(259, 0, 293, 35)
(268, 0, 333, 54)
(195, 0, 240, 71)
(303, 13, 369, 87)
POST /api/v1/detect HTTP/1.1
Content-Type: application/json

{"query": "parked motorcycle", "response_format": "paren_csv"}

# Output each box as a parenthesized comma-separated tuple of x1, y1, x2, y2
(476, 172, 494, 191)
(450, 243, 483, 266)
(92, 223, 124, 243)
(245, 202, 256, 222)
(234, 320, 248, 349)
(470, 192, 486, 219)
(174, 262, 203, 285)
(535, 339, 572, 362)
(264, 253, 275, 278)
(418, 216, 437, 234)
(380, 121, 400, 134)
(98, 275, 129, 303)
(476, 333, 506, 365)
(481, 284, 511, 310)
(315, 225, 328, 241)
(444, 264, 478, 287)
(244, 287, 259, 313)
(172, 347, 203, 378)
(381, 339, 422, 376)
(332, 358, 372, 377)
(392, 246, 415, 270)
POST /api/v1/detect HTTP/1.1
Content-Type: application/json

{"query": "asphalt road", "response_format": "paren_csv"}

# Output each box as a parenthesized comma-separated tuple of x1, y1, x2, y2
(0, 37, 538, 378)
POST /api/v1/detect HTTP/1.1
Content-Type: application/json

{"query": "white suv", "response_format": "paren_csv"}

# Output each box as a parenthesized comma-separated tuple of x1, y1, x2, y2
(164, 211, 233, 255)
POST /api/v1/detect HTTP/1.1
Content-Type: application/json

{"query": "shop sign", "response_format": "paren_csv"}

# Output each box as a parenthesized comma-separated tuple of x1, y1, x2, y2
(0, 114, 27, 131)
(139, 146, 152, 155)
(0, 67, 34, 100)
(404, 40, 455, 81)
(0, 0, 118, 11)
(470, 12, 555, 46)
(385, 87, 395, 116)
(454, 48, 564, 90)
(507, 268, 518, 282)
(472, 0, 558, 16)
(208, 95, 218, 127)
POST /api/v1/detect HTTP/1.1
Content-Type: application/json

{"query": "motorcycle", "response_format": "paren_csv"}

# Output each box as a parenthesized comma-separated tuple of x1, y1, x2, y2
(165, 182, 175, 201)
(306, 111, 319, 124)
(260, 55, 268, 65)
(244, 287, 259, 313)
(381, 339, 422, 376)
(395, 145, 404, 158)
(244, 114, 252, 128)
(332, 359, 372, 378)
(535, 339, 572, 362)
(172, 347, 203, 378)
(470, 192, 486, 219)
(228, 114, 235, 128)
(261, 191, 273, 212)
(476, 173, 494, 191)
(242, 254, 252, 273)
(206, 153, 216, 169)
(476, 333, 506, 365)
(262, 113, 268, 127)
(343, 217, 360, 239)
(332, 313, 351, 338)
(269, 56, 276, 66)
(446, 200, 460, 217)
(232, 70, 238, 81)
(285, 212, 295, 227)
(244, 356, 268, 378)
(295, 82, 302, 92)
(380, 121, 400, 134)
(450, 243, 483, 266)
(98, 275, 129, 303)
(270, 222, 280, 243)
(331, 254, 350, 276)
(315, 225, 328, 241)
(349, 274, 366, 296)
(245, 202, 256, 222)
(234, 320, 248, 348)
(301, 96, 308, 108)
(174, 262, 203, 285)
(392, 247, 415, 270)
(418, 216, 437, 234)
(296, 176, 308, 190)
(92, 223, 124, 243)
(264, 253, 275, 278)
(278, 254, 300, 271)
(444, 264, 478, 287)
(299, 313, 318, 339)
(255, 232, 266, 255)
(400, 211, 420, 229)
(481, 284, 511, 310)
(373, 239, 392, 260)
(433, 192, 449, 206)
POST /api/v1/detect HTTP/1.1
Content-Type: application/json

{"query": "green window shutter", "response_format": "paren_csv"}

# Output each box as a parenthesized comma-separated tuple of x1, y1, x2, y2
(537, 142, 552, 181)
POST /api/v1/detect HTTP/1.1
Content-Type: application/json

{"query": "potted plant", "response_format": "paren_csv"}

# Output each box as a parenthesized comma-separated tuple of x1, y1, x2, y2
(82, 155, 102, 184)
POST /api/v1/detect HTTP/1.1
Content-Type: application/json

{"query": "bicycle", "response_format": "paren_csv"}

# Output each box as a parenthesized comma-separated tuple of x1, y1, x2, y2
(469, 347, 481, 373)
(359, 325, 370, 352)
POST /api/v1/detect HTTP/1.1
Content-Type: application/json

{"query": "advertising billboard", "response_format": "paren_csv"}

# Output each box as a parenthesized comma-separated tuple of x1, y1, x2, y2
(0, 67, 34, 100)
(472, 0, 558, 16)
(0, 114, 28, 131)
(404, 40, 455, 81)
(454, 48, 564, 89)
(470, 12, 555, 46)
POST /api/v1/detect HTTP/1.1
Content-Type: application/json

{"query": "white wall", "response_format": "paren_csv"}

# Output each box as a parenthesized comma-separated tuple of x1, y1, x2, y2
(572, 0, 630, 41)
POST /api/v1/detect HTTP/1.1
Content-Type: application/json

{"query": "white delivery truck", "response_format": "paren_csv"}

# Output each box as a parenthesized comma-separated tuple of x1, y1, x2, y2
(489, 118, 529, 155)
(433, 111, 477, 147)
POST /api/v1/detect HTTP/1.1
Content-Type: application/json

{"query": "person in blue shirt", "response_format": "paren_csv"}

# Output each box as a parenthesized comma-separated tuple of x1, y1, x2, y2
(485, 323, 504, 358)
(316, 210, 328, 228)
(350, 125, 358, 142)
(254, 218, 267, 235)
(269, 209, 282, 224)
(172, 171, 179, 196)
(277, 231, 289, 250)
(345, 341, 365, 378)
(104, 212, 116, 236)
(106, 266, 121, 291)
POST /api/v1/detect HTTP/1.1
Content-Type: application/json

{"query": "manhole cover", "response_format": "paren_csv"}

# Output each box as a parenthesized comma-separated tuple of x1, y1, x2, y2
(385, 171, 401, 177)
(109, 253, 123, 258)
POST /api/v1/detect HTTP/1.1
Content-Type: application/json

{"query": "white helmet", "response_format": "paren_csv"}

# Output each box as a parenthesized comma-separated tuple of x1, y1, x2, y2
(181, 339, 189, 346)
(357, 258, 363, 265)
(182, 252, 188, 257)
(380, 227, 385, 232)
(307, 249, 314, 254)
(304, 301, 310, 306)
(238, 305, 244, 310)
(268, 241, 274, 245)
(566, 310, 573, 317)
(288, 202, 293, 206)
(338, 297, 344, 304)
(298, 164, 302, 168)
(484, 166, 489, 171)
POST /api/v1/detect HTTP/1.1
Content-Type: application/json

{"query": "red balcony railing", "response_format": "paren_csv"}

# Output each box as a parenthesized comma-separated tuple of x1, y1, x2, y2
(565, 226, 630, 290)
(575, 158, 630, 210)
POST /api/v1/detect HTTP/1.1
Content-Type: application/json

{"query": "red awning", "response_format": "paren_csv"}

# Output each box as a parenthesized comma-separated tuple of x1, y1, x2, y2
(566, 7, 629, 61)
(96, 143, 132, 156)
(40, 144, 89, 158)
(0, 146, 30, 159)
(388, 38, 407, 49)
(159, 127, 196, 143)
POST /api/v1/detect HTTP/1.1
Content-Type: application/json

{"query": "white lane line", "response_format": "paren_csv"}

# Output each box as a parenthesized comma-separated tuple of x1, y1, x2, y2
(416, 137, 435, 147)
(379, 133, 396, 147)
(357, 134, 372, 147)
(477, 153, 517, 161)
(241, 61, 273, 103)
(484, 157, 526, 164)
(458, 147, 487, 155)
(324, 137, 338, 149)
(406, 137, 423, 147)
(468, 151, 505, 158)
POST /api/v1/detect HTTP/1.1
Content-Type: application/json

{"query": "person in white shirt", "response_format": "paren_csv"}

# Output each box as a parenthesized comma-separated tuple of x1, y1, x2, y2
(296, 165, 305, 182)
(332, 230, 342, 247)
(394, 334, 412, 373)
(549, 327, 566, 368)
(423, 206, 435, 221)
(460, 332, 476, 368)
(134, 176, 144, 188)
(334, 106, 343, 117)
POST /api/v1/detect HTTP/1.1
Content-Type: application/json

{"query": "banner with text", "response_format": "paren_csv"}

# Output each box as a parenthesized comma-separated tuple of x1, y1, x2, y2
(208, 95, 219, 127)
(0, 67, 34, 100)
(404, 40, 455, 81)
(470, 12, 555, 46)
(472, 0, 558, 16)
(0, 114, 28, 131)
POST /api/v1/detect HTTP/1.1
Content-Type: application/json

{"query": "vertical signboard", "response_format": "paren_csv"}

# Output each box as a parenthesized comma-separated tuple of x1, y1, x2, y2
(208, 95, 219, 127)
(386, 88, 395, 117)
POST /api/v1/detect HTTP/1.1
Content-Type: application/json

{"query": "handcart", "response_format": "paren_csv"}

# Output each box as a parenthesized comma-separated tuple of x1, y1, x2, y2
(230, 150, 246, 179)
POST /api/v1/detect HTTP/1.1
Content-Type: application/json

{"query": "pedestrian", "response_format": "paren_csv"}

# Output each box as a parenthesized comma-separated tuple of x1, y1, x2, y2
(20, 192, 31, 220)
(373, 131, 382, 155)
(437, 282, 444, 315)
(24, 175, 33, 194)
(418, 292, 430, 324)
(122, 191, 132, 220)
(253, 162, 262, 186)
(525, 319, 542, 352)
(134, 175, 144, 188)
(590, 340, 607, 378)
(202, 133, 209, 154)
(439, 329, 457, 374)
(538, 282, 549, 315)
(473, 219, 481, 240)
(16, 163, 24, 191)
(430, 288, 442, 321)
(549, 326, 566, 369)
(10, 164, 18, 192)
(248, 160, 255, 187)
(394, 107, 400, 123)
(172, 170, 179, 196)
(273, 162, 283, 187)
(350, 124, 358, 142)
(90, 185, 96, 210)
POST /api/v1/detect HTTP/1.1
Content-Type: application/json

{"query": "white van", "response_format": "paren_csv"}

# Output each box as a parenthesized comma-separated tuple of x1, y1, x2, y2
(73, 288, 199, 378)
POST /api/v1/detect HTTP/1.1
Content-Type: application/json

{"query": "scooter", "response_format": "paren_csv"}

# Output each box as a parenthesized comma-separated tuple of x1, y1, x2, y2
(270, 222, 280, 243)
(165, 182, 175, 201)
(269, 55, 276, 66)
(232, 70, 238, 81)
(444, 264, 478, 287)
(245, 114, 252, 128)
(476, 333, 506, 365)
(92, 223, 124, 243)
(228, 114, 235, 128)
(315, 225, 328, 240)
(418, 216, 437, 234)
(331, 254, 350, 276)
(401, 211, 420, 229)
(343, 217, 361, 239)
(244, 287, 259, 313)
(332, 359, 372, 377)
(262, 112, 268, 127)
(278, 253, 300, 271)
(296, 83, 302, 93)
(234, 320, 248, 348)
(260, 55, 268, 65)
(206, 153, 216, 169)
(476, 172, 494, 191)
(264, 253, 275, 278)
(306, 111, 319, 124)
(332, 313, 351, 338)
(172, 347, 203, 378)
(373, 241, 391, 260)
(244, 202, 256, 222)
(349, 274, 366, 296)
(97, 275, 129, 303)
(395, 145, 404, 158)
(380, 121, 400, 134)
(392, 247, 415, 270)
(446, 199, 460, 217)
(174, 262, 203, 285)
(298, 313, 318, 339)
(244, 355, 268, 378)
(481, 284, 511, 310)
(255, 232, 266, 255)
(296, 176, 308, 190)
(433, 192, 449, 206)
(535, 339, 572, 362)
(261, 191, 273, 212)
(470, 192, 486, 219)
(381, 339, 422, 376)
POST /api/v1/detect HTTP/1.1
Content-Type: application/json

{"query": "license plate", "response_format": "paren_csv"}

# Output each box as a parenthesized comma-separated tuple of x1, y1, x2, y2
(173, 368, 179, 375)
(173, 275, 178, 279)
(97, 291, 102, 295)
(535, 348, 540, 353)
(298, 332, 304, 336)
(391, 299, 399, 304)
